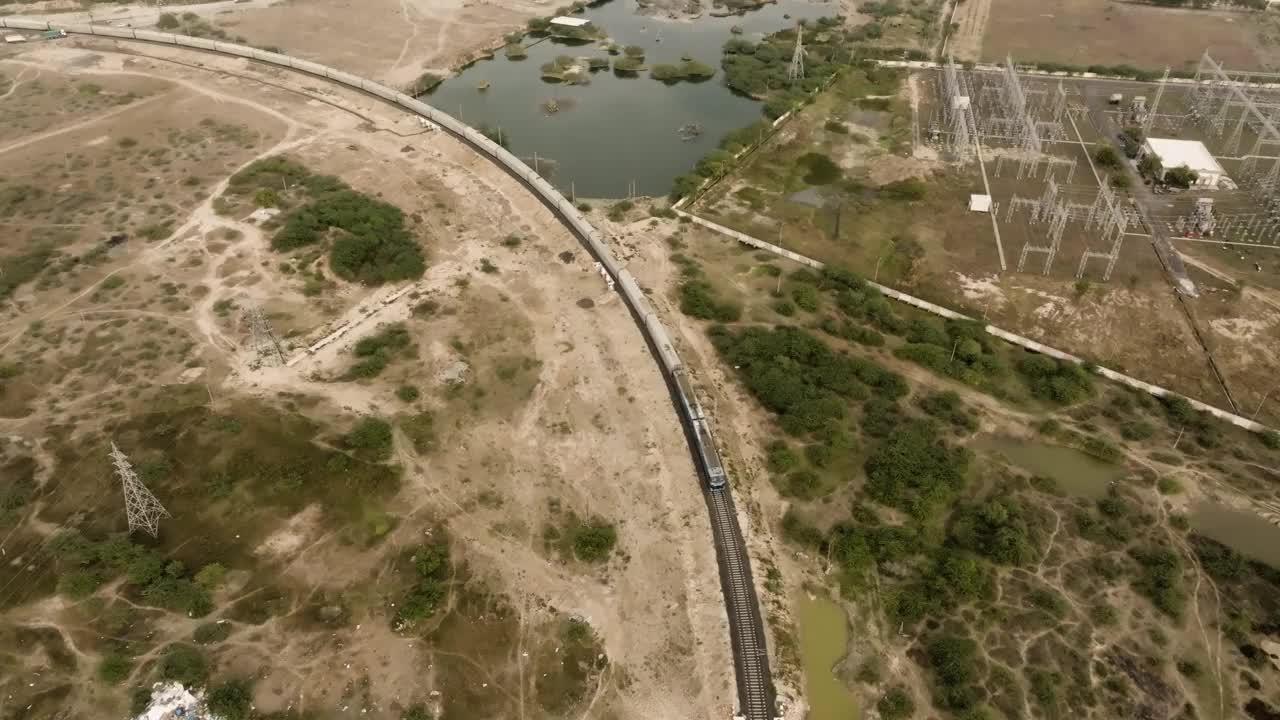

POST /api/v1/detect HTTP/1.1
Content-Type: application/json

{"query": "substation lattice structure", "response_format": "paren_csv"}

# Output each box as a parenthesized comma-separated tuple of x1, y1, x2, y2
(933, 54, 1130, 279)
(1137, 51, 1280, 248)
(246, 304, 286, 367)
(110, 441, 171, 537)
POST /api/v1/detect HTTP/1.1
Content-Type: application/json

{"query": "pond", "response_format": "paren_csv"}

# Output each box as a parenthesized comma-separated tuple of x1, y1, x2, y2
(975, 436, 1124, 499)
(794, 592, 859, 720)
(425, 0, 837, 198)
(1190, 502, 1280, 569)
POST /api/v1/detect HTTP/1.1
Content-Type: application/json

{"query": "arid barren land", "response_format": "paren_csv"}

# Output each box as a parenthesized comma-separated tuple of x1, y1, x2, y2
(0, 35, 730, 720)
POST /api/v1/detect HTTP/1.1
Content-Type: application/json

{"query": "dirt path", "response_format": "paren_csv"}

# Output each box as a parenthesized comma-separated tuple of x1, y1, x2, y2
(0, 66, 38, 101)
(0, 90, 168, 155)
(945, 0, 990, 61)
(1177, 251, 1280, 315)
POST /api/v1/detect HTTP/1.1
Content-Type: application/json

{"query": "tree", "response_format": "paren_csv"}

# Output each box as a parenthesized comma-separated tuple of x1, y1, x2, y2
(1164, 165, 1198, 189)
(207, 679, 254, 720)
(156, 12, 181, 29)
(1138, 153, 1162, 180)
(97, 654, 132, 685)
(878, 686, 917, 720)
(1093, 146, 1121, 168)
(159, 644, 209, 687)
(1119, 126, 1144, 158)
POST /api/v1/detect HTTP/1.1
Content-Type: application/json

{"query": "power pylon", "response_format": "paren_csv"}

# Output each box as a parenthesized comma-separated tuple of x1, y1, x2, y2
(787, 25, 805, 83)
(110, 442, 170, 537)
(246, 304, 285, 367)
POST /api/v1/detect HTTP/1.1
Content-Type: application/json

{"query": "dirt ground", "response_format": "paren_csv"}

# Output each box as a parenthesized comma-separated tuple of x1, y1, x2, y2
(2, 0, 556, 87)
(944, 0, 989, 61)
(979, 0, 1262, 70)
(0, 37, 731, 720)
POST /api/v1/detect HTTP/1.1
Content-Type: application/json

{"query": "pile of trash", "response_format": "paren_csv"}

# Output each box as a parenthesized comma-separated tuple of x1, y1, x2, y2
(132, 682, 217, 720)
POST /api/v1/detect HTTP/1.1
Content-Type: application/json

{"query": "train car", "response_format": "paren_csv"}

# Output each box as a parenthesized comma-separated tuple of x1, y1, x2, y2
(177, 35, 218, 51)
(2, 18, 51, 30)
(88, 25, 134, 39)
(691, 418, 727, 489)
(674, 369, 703, 422)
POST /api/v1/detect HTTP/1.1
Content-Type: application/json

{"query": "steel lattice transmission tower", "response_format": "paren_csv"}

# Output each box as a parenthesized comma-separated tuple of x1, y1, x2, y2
(110, 441, 170, 537)
(787, 25, 805, 83)
(246, 304, 285, 367)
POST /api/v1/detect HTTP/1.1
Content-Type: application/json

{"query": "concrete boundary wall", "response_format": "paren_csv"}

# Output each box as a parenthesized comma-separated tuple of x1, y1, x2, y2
(674, 210, 1272, 434)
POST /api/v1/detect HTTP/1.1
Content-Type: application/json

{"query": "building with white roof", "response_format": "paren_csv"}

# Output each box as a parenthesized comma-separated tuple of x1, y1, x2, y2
(549, 16, 591, 28)
(1141, 137, 1227, 188)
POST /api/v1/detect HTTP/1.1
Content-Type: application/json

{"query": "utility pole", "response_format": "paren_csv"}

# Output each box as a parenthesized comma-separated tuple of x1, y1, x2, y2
(787, 24, 805, 83)
(1253, 386, 1275, 420)
(110, 442, 170, 537)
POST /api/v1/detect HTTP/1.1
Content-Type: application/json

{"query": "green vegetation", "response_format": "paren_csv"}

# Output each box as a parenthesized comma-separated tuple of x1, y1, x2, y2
(569, 518, 617, 563)
(346, 323, 415, 379)
(649, 60, 716, 83)
(397, 384, 420, 402)
(207, 678, 253, 720)
(344, 417, 394, 462)
(228, 157, 425, 285)
(797, 152, 841, 185)
(48, 531, 213, 615)
(159, 643, 209, 687)
(392, 541, 450, 627)
(97, 653, 132, 685)
(1015, 354, 1094, 405)
(0, 247, 56, 300)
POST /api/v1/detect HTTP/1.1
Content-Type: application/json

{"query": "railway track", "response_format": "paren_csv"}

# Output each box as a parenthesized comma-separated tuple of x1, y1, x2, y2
(707, 486, 775, 720)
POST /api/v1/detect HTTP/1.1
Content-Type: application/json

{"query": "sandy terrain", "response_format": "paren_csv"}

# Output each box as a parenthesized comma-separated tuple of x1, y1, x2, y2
(980, 0, 1262, 69)
(0, 36, 731, 719)
(3, 0, 557, 86)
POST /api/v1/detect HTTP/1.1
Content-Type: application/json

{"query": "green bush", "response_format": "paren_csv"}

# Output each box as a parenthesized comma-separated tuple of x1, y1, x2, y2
(878, 686, 916, 720)
(397, 384, 420, 402)
(865, 419, 971, 519)
(571, 520, 618, 562)
(159, 644, 209, 687)
(272, 189, 424, 285)
(1130, 544, 1186, 619)
(679, 281, 742, 322)
(97, 654, 132, 685)
(797, 152, 841, 185)
(1016, 354, 1093, 405)
(791, 284, 819, 312)
(207, 678, 253, 720)
(345, 417, 394, 460)
(394, 542, 450, 626)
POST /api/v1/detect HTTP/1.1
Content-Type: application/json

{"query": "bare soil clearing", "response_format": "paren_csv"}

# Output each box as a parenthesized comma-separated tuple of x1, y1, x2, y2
(980, 0, 1262, 70)
(0, 38, 729, 720)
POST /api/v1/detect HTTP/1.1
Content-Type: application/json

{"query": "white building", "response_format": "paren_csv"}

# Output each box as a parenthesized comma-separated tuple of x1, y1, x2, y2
(1141, 137, 1227, 188)
(549, 16, 592, 28)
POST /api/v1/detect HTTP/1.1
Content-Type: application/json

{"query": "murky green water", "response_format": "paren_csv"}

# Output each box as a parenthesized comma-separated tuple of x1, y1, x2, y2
(1190, 502, 1280, 569)
(976, 436, 1124, 499)
(427, 0, 835, 197)
(794, 593, 859, 720)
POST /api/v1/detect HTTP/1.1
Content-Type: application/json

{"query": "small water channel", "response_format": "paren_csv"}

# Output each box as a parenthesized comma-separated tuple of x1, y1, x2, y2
(975, 436, 1124, 499)
(1190, 502, 1280, 569)
(794, 593, 859, 720)
(426, 0, 836, 197)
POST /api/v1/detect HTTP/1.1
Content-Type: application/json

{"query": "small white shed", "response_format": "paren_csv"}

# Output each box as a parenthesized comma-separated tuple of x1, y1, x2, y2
(968, 194, 993, 213)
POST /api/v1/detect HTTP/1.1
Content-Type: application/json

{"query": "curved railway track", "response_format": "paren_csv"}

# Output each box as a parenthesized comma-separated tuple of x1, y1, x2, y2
(0, 18, 780, 718)
(706, 487, 774, 720)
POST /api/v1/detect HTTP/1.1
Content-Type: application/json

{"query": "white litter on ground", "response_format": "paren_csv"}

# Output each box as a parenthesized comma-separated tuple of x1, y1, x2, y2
(133, 681, 218, 720)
